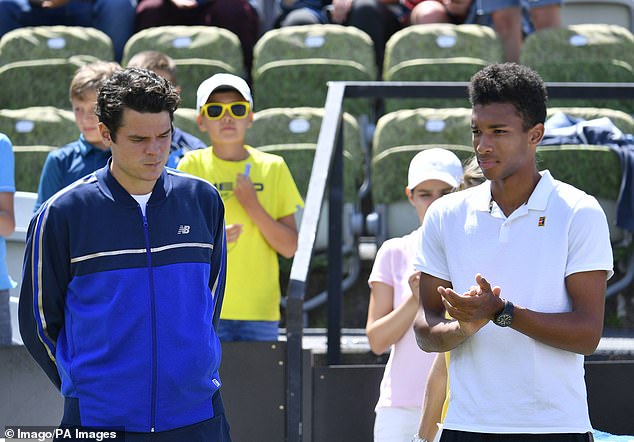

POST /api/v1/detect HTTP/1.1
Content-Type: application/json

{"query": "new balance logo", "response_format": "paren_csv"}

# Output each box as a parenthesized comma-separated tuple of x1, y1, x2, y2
(177, 225, 190, 235)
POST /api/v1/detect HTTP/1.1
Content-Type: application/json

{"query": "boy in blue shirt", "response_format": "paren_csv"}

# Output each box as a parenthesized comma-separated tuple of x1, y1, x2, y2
(35, 60, 119, 211)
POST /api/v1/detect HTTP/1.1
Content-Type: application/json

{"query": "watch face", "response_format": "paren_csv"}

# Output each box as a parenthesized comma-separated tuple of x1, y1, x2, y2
(496, 313, 512, 327)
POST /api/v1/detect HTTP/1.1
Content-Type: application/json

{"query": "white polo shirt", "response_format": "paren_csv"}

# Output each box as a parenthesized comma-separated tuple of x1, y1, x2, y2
(415, 170, 613, 434)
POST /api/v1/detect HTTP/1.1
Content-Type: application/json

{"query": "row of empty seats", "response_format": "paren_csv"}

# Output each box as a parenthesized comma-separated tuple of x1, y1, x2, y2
(1, 22, 633, 113)
(7, 104, 633, 181)
(9, 106, 632, 245)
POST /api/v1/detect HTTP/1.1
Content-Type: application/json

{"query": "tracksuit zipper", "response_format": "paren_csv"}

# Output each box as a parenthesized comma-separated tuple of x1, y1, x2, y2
(141, 210, 158, 432)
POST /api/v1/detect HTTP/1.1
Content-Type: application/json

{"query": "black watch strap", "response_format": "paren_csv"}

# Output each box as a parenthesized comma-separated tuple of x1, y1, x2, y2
(493, 299, 514, 327)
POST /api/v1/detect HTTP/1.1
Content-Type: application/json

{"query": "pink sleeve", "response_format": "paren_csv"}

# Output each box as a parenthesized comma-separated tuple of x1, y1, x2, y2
(368, 238, 398, 288)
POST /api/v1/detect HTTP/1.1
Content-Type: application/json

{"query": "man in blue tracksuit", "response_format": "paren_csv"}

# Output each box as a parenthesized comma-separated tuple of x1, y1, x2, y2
(19, 67, 230, 441)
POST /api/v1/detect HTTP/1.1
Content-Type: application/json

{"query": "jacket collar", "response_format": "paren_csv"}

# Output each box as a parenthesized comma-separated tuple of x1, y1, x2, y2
(96, 159, 171, 207)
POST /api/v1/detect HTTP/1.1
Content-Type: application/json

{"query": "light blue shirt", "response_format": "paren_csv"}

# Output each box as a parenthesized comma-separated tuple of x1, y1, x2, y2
(0, 133, 17, 290)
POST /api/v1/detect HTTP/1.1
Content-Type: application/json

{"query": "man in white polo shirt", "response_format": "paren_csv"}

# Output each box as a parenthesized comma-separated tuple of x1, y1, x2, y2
(413, 63, 613, 442)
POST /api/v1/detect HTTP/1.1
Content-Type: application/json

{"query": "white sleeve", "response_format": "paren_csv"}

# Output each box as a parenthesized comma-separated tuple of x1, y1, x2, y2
(414, 204, 451, 281)
(566, 194, 614, 279)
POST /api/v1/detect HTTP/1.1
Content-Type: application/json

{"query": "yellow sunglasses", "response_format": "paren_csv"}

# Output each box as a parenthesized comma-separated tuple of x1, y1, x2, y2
(200, 101, 251, 120)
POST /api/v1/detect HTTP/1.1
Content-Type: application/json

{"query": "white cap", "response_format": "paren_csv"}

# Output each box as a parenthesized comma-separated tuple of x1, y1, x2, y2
(407, 148, 463, 190)
(196, 73, 253, 114)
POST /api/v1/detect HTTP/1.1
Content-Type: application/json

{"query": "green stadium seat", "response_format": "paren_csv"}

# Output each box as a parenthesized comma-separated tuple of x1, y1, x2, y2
(172, 58, 242, 109)
(536, 145, 621, 205)
(245, 106, 365, 251)
(373, 107, 473, 157)
(0, 106, 76, 147)
(173, 107, 206, 142)
(368, 106, 478, 244)
(382, 24, 503, 111)
(520, 24, 634, 113)
(246, 106, 364, 196)
(12, 145, 56, 192)
(0, 25, 114, 64)
(369, 144, 474, 244)
(122, 25, 244, 70)
(122, 26, 246, 109)
(0, 56, 97, 109)
(251, 25, 375, 115)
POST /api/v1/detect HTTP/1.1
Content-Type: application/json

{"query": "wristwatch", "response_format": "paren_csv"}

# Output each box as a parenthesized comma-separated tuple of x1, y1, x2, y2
(493, 299, 514, 327)
(411, 435, 429, 442)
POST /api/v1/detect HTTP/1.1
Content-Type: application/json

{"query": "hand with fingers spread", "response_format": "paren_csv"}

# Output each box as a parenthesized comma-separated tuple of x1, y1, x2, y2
(438, 273, 503, 337)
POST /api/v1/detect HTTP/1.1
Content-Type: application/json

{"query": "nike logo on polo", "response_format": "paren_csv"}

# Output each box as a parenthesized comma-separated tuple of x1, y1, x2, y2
(177, 225, 190, 234)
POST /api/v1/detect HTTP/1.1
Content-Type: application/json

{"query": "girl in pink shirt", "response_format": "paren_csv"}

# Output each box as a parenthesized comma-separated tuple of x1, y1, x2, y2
(366, 148, 464, 442)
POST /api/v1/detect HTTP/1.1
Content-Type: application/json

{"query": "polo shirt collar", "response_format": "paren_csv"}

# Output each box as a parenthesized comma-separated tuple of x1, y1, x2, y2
(526, 170, 555, 211)
(474, 170, 555, 213)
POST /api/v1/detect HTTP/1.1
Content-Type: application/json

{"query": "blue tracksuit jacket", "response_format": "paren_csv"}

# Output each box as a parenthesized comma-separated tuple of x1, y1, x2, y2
(19, 163, 227, 433)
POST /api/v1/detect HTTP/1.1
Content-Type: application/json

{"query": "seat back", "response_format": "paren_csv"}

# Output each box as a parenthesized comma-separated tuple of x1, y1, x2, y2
(520, 24, 634, 112)
(245, 106, 365, 251)
(382, 24, 502, 111)
(252, 25, 375, 114)
(373, 107, 473, 157)
(13, 145, 56, 192)
(0, 107, 76, 147)
(245, 107, 364, 201)
(536, 144, 625, 246)
(0, 25, 114, 64)
(0, 56, 96, 109)
(371, 144, 473, 243)
(172, 58, 242, 109)
(173, 107, 206, 142)
(122, 26, 244, 73)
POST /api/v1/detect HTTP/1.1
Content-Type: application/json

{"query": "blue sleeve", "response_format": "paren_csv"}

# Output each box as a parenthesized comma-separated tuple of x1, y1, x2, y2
(18, 204, 70, 390)
(209, 189, 227, 328)
(35, 152, 64, 212)
(0, 134, 15, 192)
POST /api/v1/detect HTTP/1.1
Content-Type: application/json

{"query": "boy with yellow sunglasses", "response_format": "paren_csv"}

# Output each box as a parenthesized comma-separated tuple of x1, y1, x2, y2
(177, 73, 303, 342)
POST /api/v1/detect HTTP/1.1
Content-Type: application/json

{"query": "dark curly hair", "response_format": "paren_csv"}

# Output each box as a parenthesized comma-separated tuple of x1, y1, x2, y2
(469, 63, 547, 131)
(96, 67, 180, 142)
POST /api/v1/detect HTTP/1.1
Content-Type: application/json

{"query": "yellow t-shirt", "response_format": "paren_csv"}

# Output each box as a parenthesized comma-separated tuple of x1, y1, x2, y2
(177, 145, 304, 321)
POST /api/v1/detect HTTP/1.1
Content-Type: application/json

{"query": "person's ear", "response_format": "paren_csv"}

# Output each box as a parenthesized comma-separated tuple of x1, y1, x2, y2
(406, 186, 414, 205)
(196, 114, 208, 133)
(98, 122, 112, 145)
(529, 122, 545, 146)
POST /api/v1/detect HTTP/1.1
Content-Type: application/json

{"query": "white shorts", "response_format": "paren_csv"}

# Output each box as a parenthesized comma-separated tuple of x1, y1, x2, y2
(374, 406, 421, 442)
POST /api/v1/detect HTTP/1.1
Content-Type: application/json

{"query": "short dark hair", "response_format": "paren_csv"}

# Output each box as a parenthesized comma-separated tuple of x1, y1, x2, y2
(96, 67, 180, 142)
(469, 63, 547, 131)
